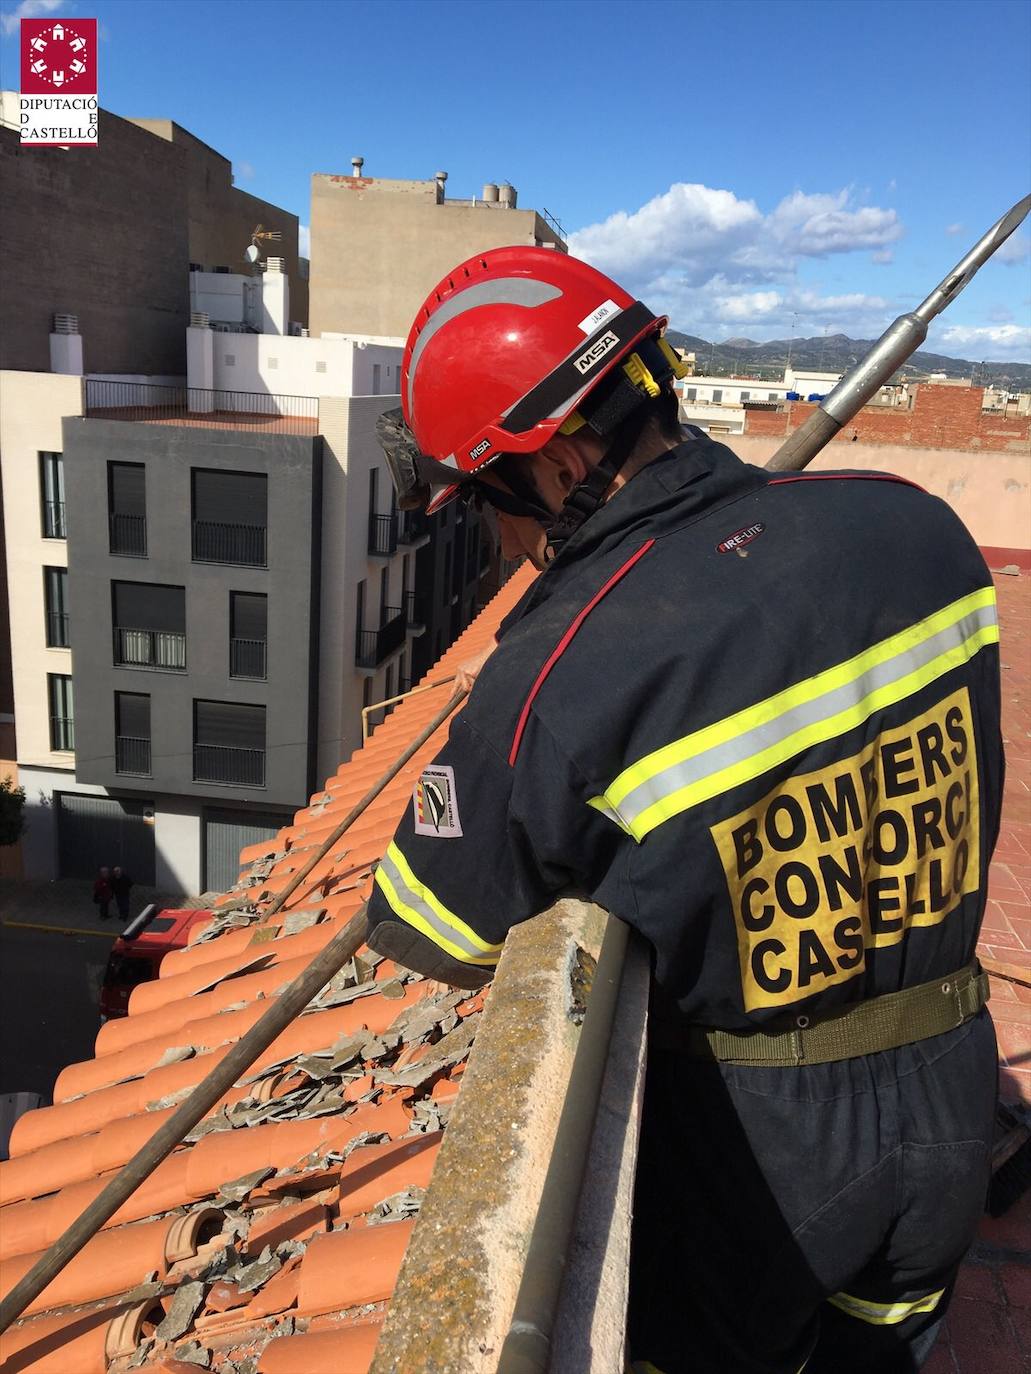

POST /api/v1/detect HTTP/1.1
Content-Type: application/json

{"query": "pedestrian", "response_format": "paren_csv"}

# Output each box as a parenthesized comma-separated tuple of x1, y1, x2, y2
(369, 247, 1003, 1373)
(92, 866, 112, 920)
(111, 866, 134, 921)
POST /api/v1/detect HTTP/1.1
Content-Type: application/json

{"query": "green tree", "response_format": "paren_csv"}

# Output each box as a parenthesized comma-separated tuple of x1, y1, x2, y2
(0, 775, 26, 847)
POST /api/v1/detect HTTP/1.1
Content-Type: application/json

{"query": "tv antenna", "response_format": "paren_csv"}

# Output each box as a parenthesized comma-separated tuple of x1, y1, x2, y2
(245, 224, 282, 265)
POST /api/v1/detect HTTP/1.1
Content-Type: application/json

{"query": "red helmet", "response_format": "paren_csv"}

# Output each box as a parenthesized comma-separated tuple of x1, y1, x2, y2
(401, 247, 671, 510)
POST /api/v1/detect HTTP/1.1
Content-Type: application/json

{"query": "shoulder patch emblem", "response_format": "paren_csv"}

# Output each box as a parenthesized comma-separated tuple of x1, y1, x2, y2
(716, 522, 765, 555)
(413, 764, 463, 838)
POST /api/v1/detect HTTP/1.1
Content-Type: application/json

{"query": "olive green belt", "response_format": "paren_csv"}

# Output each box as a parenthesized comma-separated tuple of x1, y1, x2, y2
(687, 962, 989, 1067)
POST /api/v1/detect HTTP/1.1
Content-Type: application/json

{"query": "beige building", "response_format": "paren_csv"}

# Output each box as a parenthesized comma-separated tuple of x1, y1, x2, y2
(309, 163, 566, 338)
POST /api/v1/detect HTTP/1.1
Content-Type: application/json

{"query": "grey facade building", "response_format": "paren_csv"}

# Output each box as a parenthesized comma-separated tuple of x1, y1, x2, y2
(60, 416, 321, 888)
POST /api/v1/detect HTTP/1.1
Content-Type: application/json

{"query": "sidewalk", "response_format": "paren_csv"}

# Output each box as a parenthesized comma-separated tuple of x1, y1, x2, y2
(0, 876, 200, 938)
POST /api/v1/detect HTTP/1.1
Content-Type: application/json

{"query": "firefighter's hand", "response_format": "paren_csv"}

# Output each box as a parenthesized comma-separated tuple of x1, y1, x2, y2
(454, 640, 497, 695)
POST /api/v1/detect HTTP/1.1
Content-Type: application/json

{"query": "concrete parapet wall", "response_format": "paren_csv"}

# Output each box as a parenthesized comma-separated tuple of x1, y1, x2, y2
(373, 899, 646, 1372)
(732, 434, 1031, 553)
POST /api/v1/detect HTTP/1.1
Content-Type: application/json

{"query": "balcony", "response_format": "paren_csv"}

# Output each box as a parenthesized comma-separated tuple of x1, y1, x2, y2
(115, 735, 152, 776)
(115, 627, 187, 672)
(50, 715, 74, 751)
(356, 605, 406, 670)
(404, 589, 425, 633)
(397, 511, 430, 547)
(192, 520, 267, 567)
(46, 610, 70, 648)
(109, 512, 148, 557)
(85, 379, 319, 437)
(230, 637, 267, 680)
(193, 743, 265, 787)
(368, 513, 398, 558)
(43, 499, 66, 539)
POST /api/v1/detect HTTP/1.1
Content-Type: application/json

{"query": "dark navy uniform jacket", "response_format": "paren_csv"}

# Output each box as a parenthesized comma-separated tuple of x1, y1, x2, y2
(366, 433, 1004, 1034)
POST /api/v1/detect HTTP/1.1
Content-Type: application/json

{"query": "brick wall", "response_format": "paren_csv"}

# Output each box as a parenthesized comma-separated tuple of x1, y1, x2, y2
(744, 385, 1030, 453)
(0, 112, 190, 375)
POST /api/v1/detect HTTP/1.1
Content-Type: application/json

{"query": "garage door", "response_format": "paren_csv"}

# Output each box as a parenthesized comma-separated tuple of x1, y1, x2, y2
(204, 807, 294, 896)
(57, 794, 155, 884)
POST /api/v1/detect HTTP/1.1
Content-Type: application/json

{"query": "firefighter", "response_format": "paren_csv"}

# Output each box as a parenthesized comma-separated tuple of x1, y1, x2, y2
(369, 247, 1004, 1373)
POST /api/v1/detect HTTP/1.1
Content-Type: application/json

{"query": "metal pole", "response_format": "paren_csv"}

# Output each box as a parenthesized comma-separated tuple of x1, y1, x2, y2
(768, 193, 1030, 472)
(264, 688, 466, 918)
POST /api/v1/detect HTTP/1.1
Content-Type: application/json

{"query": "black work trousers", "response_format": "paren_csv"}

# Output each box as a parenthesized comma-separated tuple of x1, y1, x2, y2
(628, 1009, 998, 1373)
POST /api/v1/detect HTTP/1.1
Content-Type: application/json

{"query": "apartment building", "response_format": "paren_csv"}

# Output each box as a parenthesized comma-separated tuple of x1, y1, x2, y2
(0, 273, 492, 891)
(310, 161, 566, 338)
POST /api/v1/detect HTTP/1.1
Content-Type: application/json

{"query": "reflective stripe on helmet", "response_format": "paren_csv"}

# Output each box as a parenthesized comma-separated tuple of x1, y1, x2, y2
(406, 278, 563, 417)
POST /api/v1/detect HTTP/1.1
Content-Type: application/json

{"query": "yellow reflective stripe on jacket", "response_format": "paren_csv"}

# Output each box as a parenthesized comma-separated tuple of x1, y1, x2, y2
(374, 841, 503, 966)
(827, 1286, 945, 1325)
(589, 587, 998, 842)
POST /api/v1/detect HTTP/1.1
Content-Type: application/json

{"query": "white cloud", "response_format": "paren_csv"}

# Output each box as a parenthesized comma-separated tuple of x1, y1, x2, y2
(996, 230, 1029, 265)
(568, 181, 903, 342)
(234, 160, 255, 182)
(945, 223, 965, 236)
(934, 322, 1031, 360)
(298, 223, 310, 258)
(871, 248, 894, 265)
(1, 0, 64, 36)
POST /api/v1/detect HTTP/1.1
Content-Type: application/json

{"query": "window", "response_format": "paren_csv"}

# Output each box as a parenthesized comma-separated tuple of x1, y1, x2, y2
(769, 393, 780, 402)
(108, 462, 147, 557)
(192, 469, 267, 567)
(372, 363, 382, 394)
(48, 673, 74, 751)
(740, 392, 750, 402)
(230, 591, 267, 679)
(685, 387, 697, 402)
(112, 582, 186, 671)
(315, 360, 327, 374)
(224, 354, 236, 367)
(44, 566, 69, 647)
(115, 692, 151, 775)
(212, 265, 231, 274)
(194, 700, 266, 787)
(712, 389, 723, 404)
(40, 451, 65, 538)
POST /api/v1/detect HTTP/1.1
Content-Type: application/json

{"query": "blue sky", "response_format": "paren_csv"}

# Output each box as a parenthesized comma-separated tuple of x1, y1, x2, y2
(2, 0, 1029, 359)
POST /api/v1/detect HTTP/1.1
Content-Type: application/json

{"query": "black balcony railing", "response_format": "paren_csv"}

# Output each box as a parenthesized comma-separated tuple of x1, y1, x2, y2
(356, 605, 406, 669)
(109, 512, 148, 557)
(368, 513, 398, 557)
(85, 379, 319, 435)
(404, 589, 424, 630)
(230, 637, 267, 680)
(193, 743, 265, 787)
(43, 499, 66, 539)
(115, 735, 151, 776)
(46, 610, 70, 648)
(114, 627, 187, 671)
(397, 511, 429, 545)
(50, 715, 74, 751)
(192, 520, 267, 567)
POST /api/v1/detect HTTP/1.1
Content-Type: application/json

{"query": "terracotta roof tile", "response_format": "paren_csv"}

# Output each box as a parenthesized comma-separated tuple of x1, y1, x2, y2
(1, 561, 1026, 1372)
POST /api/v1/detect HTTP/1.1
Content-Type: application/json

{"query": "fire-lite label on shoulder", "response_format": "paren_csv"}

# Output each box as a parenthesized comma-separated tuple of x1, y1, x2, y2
(710, 688, 980, 1012)
(414, 764, 463, 838)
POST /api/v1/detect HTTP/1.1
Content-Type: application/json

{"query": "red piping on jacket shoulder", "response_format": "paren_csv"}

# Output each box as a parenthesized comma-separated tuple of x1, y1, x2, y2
(768, 472, 927, 492)
(509, 539, 655, 766)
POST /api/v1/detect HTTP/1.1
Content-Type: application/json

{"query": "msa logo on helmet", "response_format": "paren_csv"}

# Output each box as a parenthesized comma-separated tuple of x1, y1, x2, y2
(573, 330, 620, 376)
(469, 438, 492, 461)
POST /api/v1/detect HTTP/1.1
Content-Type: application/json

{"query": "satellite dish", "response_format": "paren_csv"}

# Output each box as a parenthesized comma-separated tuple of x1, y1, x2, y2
(245, 243, 261, 265)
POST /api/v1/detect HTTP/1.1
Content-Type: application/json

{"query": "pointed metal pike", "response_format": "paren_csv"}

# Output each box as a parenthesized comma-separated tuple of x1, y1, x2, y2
(767, 192, 1031, 471)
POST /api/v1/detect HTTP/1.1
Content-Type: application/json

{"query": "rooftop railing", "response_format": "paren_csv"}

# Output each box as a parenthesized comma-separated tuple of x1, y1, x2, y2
(85, 379, 319, 436)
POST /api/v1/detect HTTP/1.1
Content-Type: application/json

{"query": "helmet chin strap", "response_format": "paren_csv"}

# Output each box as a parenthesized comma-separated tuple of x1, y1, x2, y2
(542, 402, 652, 560)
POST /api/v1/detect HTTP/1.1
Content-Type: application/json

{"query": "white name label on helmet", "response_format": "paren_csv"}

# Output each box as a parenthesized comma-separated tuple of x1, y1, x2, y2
(573, 330, 620, 375)
(577, 299, 619, 336)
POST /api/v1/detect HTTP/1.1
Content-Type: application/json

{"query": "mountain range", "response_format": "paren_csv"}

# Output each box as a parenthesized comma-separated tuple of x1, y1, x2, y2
(665, 331, 1031, 392)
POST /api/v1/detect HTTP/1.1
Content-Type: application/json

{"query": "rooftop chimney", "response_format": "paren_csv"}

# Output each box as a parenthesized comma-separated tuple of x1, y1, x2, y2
(435, 169, 448, 204)
(351, 156, 364, 178)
